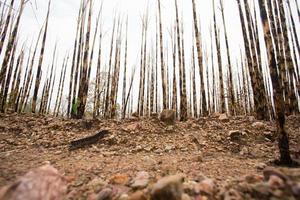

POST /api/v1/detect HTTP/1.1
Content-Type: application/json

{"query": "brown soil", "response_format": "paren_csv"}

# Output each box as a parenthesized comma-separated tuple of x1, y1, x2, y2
(0, 113, 299, 199)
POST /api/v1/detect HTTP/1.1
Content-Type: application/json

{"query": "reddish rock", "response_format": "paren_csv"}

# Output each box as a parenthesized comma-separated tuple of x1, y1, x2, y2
(0, 164, 66, 200)
(151, 174, 184, 200)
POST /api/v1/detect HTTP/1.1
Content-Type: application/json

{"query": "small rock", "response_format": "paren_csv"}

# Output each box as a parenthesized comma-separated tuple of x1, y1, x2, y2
(256, 163, 267, 170)
(219, 114, 229, 122)
(125, 123, 140, 132)
(253, 182, 270, 196)
(248, 116, 256, 122)
(109, 174, 129, 185)
(239, 146, 249, 155)
(88, 178, 107, 192)
(118, 193, 129, 200)
(223, 189, 242, 200)
(263, 167, 289, 182)
(183, 180, 197, 195)
(181, 193, 191, 200)
(195, 179, 215, 196)
(0, 164, 67, 200)
(165, 126, 174, 132)
(244, 174, 263, 184)
(252, 122, 266, 129)
(228, 130, 243, 141)
(128, 191, 147, 200)
(268, 175, 284, 188)
(151, 174, 184, 200)
(131, 171, 150, 189)
(160, 110, 176, 125)
(263, 132, 274, 141)
(165, 145, 173, 152)
(96, 188, 113, 200)
(291, 183, 300, 197)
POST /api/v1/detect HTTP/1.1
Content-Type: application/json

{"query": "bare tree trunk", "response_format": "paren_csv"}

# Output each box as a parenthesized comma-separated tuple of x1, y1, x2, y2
(157, 0, 167, 110)
(212, 0, 225, 113)
(191, 0, 207, 116)
(220, 0, 235, 115)
(32, 0, 51, 113)
(258, 0, 295, 166)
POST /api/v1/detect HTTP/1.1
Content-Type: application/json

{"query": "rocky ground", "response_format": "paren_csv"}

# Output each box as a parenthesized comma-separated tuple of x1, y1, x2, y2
(0, 112, 300, 200)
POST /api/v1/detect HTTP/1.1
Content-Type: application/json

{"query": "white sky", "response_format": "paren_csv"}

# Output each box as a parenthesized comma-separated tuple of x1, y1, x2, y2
(5, 0, 300, 112)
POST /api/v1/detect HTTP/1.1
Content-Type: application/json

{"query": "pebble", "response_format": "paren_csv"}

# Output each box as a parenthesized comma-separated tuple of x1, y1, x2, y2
(228, 130, 244, 141)
(131, 171, 150, 189)
(96, 188, 113, 200)
(219, 114, 229, 122)
(109, 174, 129, 185)
(255, 163, 267, 170)
(128, 191, 146, 200)
(252, 122, 266, 129)
(151, 174, 184, 200)
(195, 179, 215, 196)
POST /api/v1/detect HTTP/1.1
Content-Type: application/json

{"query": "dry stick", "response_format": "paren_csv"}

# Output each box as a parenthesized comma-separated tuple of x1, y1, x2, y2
(220, 0, 235, 115)
(191, 0, 207, 116)
(121, 16, 128, 119)
(31, 0, 51, 113)
(0, 0, 14, 55)
(104, 15, 116, 118)
(258, 0, 294, 166)
(157, 0, 167, 110)
(0, 0, 24, 111)
(212, 0, 225, 113)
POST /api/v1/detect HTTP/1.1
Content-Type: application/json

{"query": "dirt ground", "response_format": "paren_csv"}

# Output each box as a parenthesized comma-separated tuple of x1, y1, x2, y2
(0, 113, 299, 199)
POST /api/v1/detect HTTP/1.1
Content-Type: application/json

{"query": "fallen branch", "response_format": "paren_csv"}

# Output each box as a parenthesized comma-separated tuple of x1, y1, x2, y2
(69, 130, 109, 150)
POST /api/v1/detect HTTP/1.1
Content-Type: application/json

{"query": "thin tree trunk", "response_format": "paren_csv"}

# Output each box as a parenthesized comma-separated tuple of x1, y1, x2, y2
(32, 0, 51, 113)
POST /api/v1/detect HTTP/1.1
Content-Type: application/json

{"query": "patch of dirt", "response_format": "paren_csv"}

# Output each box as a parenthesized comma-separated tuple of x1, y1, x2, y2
(0, 113, 299, 199)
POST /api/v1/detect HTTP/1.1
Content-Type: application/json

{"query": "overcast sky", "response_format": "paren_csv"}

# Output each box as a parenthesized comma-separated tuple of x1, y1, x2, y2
(9, 0, 300, 111)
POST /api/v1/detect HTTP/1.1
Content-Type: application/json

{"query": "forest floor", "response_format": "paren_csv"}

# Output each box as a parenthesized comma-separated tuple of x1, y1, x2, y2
(0, 113, 300, 200)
